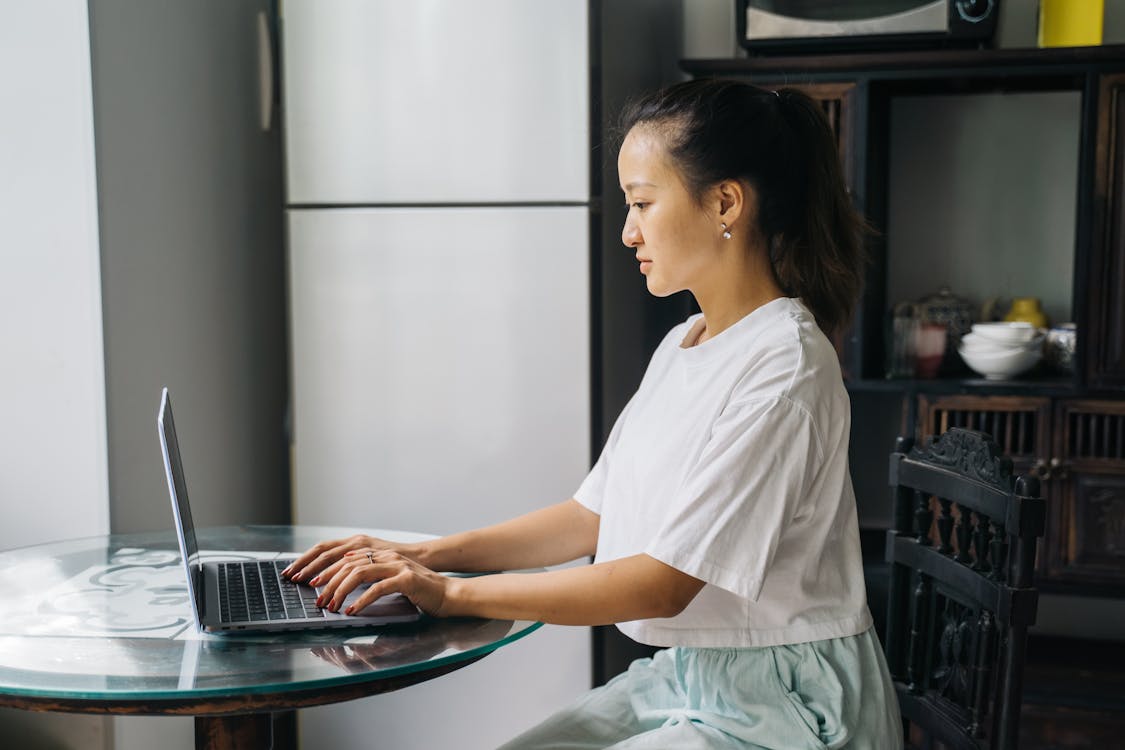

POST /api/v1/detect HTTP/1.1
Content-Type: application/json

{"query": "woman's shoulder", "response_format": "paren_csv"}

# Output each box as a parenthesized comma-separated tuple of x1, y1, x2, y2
(732, 299, 843, 402)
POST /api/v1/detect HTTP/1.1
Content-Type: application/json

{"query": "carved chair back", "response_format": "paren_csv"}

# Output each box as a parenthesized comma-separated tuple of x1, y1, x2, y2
(885, 428, 1046, 749)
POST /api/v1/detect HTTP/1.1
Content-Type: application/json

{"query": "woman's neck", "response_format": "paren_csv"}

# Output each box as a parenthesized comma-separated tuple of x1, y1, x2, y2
(692, 244, 784, 345)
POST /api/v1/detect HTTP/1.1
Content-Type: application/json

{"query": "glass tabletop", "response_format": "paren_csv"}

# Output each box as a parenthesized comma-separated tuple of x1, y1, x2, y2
(0, 526, 540, 704)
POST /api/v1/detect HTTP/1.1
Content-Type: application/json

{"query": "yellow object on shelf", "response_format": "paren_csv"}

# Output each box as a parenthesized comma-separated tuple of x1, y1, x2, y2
(1038, 0, 1104, 48)
(1004, 297, 1049, 329)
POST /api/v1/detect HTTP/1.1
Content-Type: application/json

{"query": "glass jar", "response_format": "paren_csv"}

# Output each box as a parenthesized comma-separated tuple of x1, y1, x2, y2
(915, 286, 976, 341)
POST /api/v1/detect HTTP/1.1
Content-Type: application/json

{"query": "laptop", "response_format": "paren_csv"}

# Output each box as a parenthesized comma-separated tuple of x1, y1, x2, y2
(157, 386, 421, 633)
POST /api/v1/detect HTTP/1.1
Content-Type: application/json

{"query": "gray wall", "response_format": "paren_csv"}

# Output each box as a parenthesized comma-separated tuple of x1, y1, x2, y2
(90, 0, 288, 537)
(87, 2, 288, 747)
(886, 90, 1080, 327)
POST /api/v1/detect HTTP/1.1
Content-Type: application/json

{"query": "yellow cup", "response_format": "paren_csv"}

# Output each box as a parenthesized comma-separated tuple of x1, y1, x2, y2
(1038, 0, 1105, 47)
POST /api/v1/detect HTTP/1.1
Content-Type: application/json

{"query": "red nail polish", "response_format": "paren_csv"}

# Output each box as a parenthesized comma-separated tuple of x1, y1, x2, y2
(345, 606, 354, 615)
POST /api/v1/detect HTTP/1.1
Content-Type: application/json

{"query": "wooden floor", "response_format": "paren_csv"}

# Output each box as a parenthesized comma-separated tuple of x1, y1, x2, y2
(1019, 635, 1125, 748)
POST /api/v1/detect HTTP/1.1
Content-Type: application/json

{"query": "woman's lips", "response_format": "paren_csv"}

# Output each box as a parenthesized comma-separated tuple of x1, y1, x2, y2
(637, 257, 652, 274)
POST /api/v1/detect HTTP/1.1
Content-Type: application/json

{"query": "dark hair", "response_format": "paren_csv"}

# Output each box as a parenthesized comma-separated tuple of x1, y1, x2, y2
(618, 78, 867, 338)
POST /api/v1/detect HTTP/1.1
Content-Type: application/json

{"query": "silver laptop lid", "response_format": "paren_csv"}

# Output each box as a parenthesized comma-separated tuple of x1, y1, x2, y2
(157, 387, 205, 630)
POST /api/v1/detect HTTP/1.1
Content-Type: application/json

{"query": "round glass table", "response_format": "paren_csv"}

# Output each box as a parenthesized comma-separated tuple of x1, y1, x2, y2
(0, 526, 540, 749)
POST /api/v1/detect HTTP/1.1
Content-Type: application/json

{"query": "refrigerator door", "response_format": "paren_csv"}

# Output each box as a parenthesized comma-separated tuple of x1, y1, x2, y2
(281, 0, 589, 205)
(288, 206, 590, 534)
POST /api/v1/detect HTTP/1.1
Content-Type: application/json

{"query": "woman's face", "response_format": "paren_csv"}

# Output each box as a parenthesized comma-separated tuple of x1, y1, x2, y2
(618, 127, 721, 298)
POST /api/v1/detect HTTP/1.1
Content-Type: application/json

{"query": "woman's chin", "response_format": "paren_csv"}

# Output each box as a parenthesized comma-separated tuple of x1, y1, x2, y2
(645, 279, 679, 298)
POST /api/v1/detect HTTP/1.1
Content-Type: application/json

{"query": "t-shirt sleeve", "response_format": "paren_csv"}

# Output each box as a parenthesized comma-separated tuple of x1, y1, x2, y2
(573, 394, 637, 515)
(644, 395, 823, 602)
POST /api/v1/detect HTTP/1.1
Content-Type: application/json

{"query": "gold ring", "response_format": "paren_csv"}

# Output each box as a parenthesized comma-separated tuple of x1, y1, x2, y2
(366, 551, 375, 564)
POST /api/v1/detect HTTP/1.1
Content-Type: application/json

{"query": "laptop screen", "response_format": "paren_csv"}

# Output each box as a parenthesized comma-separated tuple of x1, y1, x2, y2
(157, 388, 203, 623)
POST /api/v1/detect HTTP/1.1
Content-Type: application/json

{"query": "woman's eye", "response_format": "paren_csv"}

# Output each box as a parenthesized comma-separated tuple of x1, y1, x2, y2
(628, 202, 649, 211)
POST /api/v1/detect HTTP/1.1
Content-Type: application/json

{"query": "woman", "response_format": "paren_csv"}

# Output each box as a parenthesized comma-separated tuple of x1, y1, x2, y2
(283, 79, 901, 749)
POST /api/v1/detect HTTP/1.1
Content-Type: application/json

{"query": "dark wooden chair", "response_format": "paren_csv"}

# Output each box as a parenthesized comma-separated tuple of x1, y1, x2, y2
(885, 428, 1046, 749)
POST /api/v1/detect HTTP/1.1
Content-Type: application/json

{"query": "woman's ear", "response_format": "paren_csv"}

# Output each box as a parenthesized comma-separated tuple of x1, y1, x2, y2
(715, 179, 749, 228)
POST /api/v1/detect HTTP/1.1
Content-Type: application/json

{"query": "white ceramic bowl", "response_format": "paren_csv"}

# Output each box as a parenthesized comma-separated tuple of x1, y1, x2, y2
(959, 331, 1044, 354)
(971, 321, 1041, 344)
(958, 343, 1041, 380)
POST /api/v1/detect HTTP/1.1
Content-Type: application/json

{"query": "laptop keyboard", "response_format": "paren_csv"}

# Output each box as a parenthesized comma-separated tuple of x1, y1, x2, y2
(218, 559, 324, 622)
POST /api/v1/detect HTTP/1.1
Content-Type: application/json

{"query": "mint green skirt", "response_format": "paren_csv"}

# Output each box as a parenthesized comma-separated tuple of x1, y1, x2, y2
(499, 628, 902, 749)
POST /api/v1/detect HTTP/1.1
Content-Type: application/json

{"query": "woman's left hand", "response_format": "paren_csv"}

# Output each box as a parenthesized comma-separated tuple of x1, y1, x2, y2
(312, 548, 451, 617)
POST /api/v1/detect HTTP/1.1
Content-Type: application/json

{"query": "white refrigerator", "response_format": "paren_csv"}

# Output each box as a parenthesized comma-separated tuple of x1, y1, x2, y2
(280, 1, 592, 747)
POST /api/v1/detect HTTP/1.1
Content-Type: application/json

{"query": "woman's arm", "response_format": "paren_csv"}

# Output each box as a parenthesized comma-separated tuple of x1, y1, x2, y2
(319, 549, 705, 626)
(285, 498, 599, 583)
(415, 498, 599, 572)
(443, 554, 705, 624)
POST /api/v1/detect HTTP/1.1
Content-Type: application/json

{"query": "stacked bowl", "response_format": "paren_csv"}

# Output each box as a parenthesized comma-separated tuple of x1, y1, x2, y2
(958, 322, 1044, 380)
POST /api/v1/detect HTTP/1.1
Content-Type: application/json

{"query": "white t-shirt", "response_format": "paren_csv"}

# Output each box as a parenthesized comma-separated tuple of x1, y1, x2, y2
(575, 297, 873, 648)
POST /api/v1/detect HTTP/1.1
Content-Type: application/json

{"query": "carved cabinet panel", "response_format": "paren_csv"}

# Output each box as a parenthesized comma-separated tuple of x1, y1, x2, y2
(916, 395, 1125, 594)
(916, 395, 1051, 475)
(1046, 400, 1125, 590)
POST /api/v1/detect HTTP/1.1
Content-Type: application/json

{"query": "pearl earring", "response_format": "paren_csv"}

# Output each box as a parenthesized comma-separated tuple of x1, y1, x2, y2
(721, 223, 732, 240)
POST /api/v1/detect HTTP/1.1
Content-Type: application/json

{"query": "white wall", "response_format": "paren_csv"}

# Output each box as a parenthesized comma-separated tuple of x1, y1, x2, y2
(0, 2, 111, 747)
(0, 0, 109, 547)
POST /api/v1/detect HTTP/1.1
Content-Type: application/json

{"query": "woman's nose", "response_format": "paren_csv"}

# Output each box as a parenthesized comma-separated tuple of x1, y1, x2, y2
(621, 220, 640, 248)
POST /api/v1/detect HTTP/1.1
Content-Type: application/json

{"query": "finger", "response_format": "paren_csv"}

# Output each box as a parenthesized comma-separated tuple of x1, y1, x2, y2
(282, 538, 345, 578)
(308, 551, 365, 587)
(285, 538, 361, 581)
(344, 574, 402, 616)
(325, 565, 380, 612)
(324, 546, 384, 580)
(314, 557, 362, 606)
(289, 536, 369, 582)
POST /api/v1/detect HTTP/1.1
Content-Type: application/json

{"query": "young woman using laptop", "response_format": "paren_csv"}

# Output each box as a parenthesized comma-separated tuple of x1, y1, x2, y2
(284, 79, 901, 749)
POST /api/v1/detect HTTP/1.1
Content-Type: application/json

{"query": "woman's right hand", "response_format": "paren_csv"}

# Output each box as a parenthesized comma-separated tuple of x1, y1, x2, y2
(281, 534, 413, 584)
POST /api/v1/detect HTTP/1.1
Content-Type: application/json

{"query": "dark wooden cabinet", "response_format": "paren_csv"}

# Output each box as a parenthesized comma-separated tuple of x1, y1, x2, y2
(915, 393, 1125, 594)
(916, 393, 1051, 473)
(1048, 399, 1125, 589)
(1089, 73, 1125, 389)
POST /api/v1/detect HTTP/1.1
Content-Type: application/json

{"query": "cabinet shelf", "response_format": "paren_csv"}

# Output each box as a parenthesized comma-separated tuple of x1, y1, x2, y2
(846, 376, 1078, 397)
(682, 44, 1125, 81)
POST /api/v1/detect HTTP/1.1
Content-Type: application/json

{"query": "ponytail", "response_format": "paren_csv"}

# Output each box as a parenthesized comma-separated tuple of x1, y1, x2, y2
(771, 88, 868, 338)
(619, 80, 869, 338)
